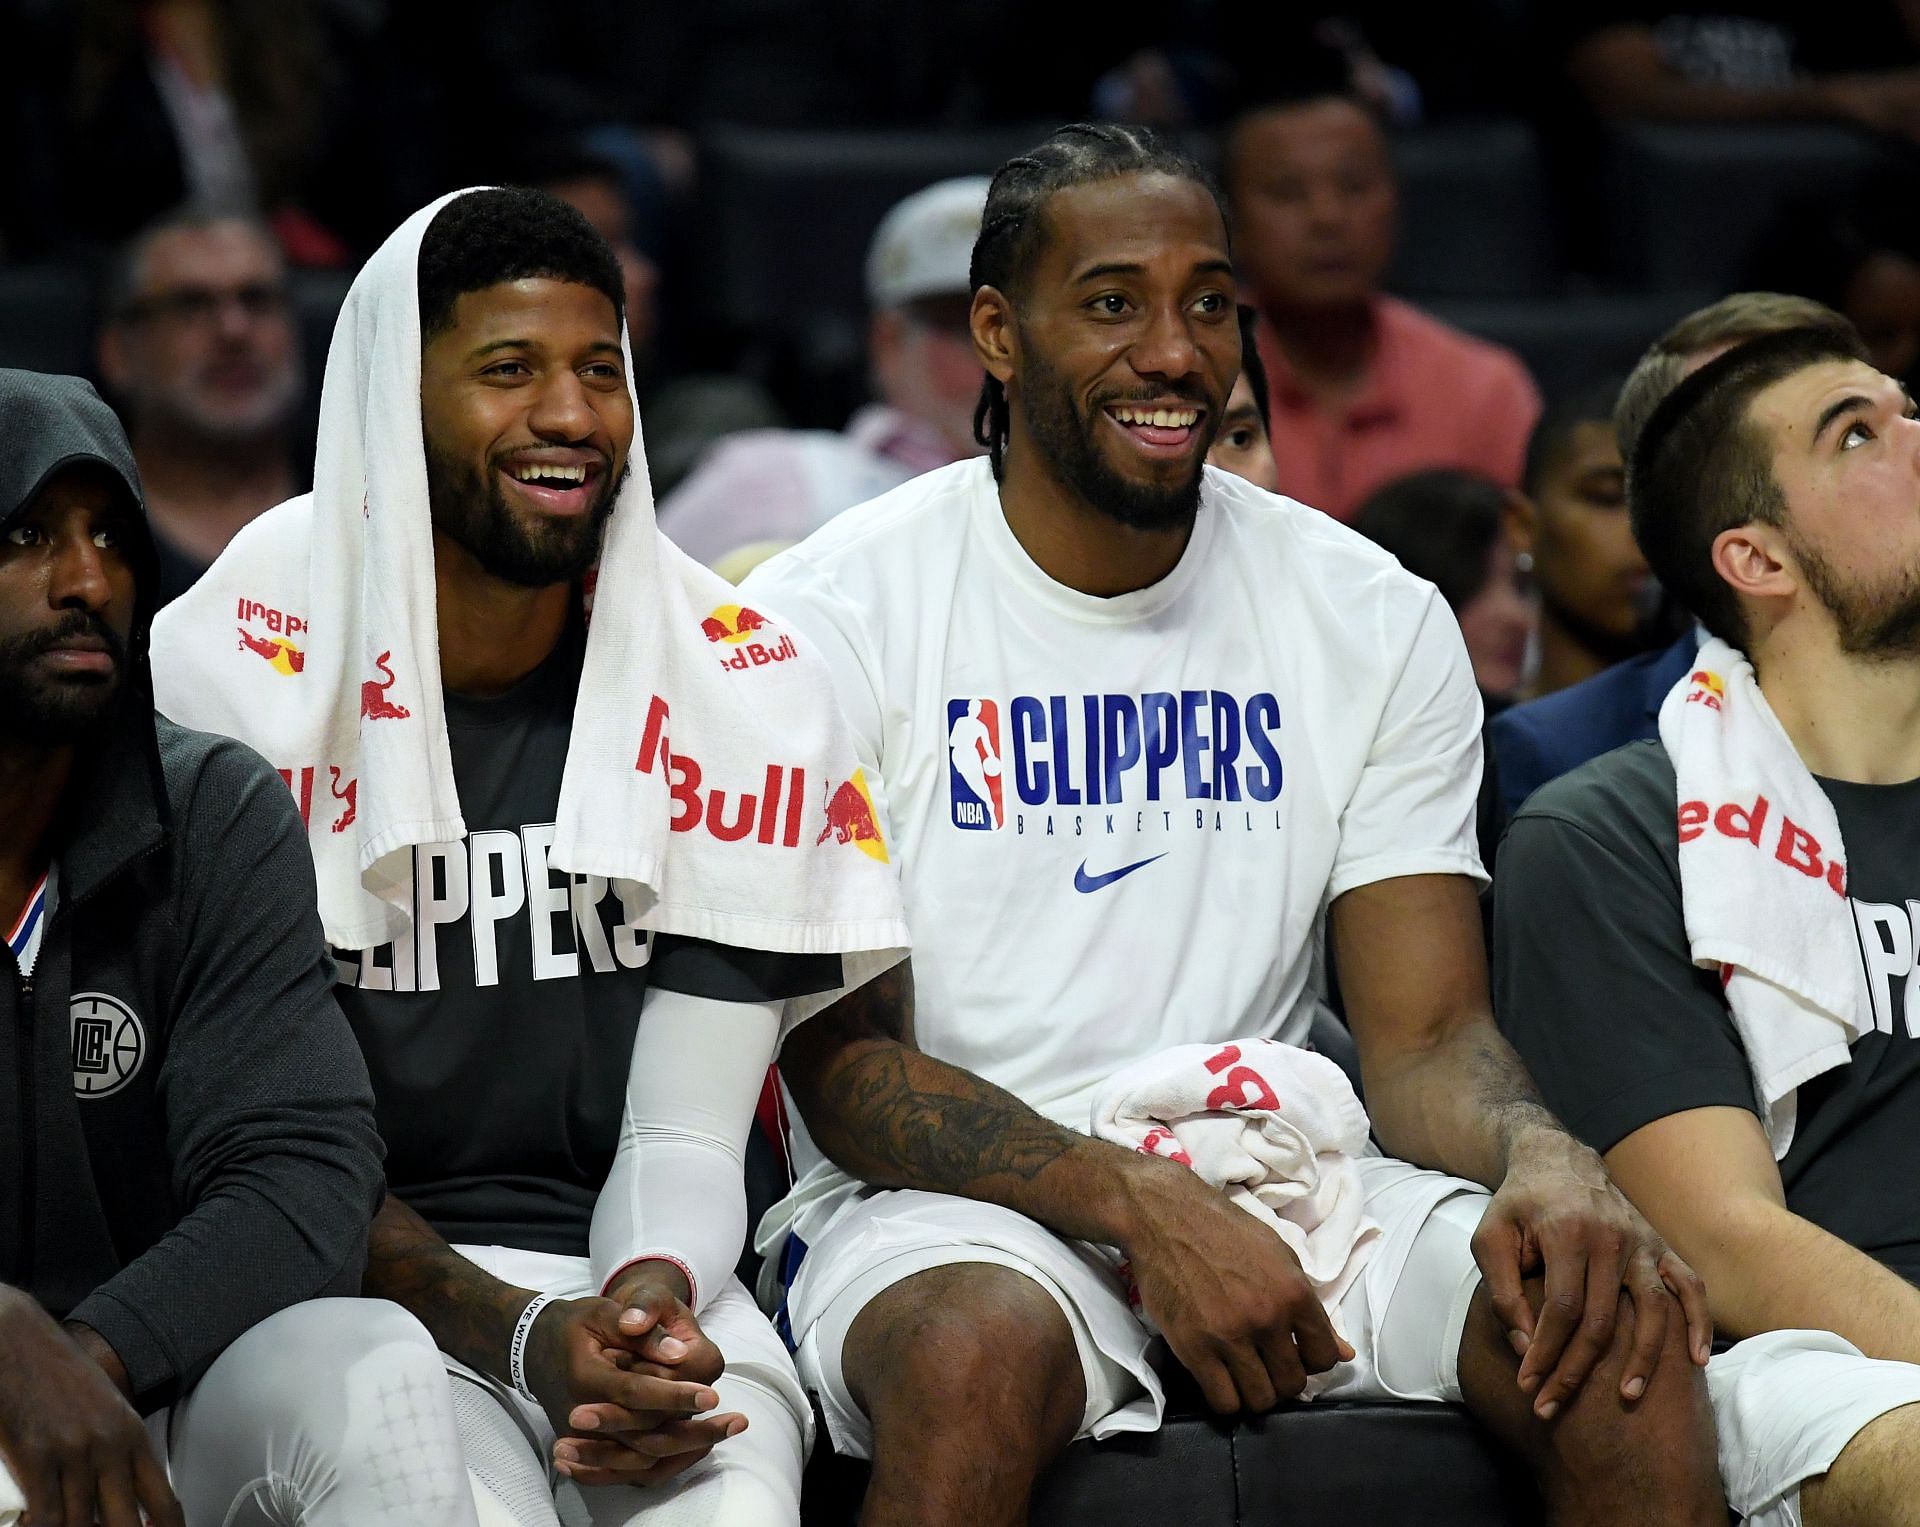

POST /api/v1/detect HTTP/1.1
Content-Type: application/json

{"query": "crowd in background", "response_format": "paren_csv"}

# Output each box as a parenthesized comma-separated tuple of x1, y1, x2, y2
(7, 0, 1920, 719)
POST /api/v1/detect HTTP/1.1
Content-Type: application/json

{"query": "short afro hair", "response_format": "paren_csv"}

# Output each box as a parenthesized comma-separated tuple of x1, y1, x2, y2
(417, 187, 624, 342)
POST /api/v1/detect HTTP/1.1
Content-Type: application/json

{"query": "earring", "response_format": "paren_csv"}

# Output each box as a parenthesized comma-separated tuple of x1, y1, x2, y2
(1514, 551, 1534, 574)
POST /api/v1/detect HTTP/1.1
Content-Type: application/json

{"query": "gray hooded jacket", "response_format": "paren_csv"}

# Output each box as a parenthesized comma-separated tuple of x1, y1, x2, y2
(0, 370, 383, 1410)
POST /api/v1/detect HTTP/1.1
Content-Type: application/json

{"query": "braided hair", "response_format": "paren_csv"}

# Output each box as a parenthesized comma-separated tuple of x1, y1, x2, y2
(969, 123, 1229, 480)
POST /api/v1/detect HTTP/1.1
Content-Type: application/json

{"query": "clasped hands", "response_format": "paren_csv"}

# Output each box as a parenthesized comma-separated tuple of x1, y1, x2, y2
(521, 1268, 744, 1488)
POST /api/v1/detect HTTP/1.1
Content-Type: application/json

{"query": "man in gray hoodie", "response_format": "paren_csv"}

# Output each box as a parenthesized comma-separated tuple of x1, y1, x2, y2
(0, 369, 478, 1527)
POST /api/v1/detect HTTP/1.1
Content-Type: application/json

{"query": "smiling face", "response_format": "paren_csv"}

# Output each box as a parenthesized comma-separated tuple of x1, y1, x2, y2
(980, 171, 1239, 530)
(419, 277, 634, 588)
(0, 467, 138, 744)
(1743, 358, 1920, 655)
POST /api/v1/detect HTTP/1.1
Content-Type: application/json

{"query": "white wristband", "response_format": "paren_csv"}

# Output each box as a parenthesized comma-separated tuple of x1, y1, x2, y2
(509, 1292, 557, 1405)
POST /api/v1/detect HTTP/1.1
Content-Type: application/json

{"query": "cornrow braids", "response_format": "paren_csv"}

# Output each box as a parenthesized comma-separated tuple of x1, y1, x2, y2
(969, 123, 1229, 481)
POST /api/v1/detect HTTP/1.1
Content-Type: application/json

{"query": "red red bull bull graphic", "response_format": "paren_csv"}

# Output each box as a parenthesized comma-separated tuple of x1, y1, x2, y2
(633, 694, 808, 846)
(328, 766, 357, 833)
(1677, 791, 1848, 897)
(361, 652, 411, 721)
(276, 764, 358, 834)
(701, 604, 798, 673)
(237, 597, 308, 675)
(1685, 669, 1726, 711)
(817, 770, 888, 863)
(946, 698, 1006, 830)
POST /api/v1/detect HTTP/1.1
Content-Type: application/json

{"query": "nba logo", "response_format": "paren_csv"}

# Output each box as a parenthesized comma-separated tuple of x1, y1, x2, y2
(946, 698, 1005, 830)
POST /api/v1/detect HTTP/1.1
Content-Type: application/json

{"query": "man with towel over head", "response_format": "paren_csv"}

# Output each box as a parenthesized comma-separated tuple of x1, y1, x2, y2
(151, 188, 909, 1527)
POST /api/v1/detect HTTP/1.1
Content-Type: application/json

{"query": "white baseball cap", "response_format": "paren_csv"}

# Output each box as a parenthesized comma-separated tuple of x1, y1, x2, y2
(865, 176, 991, 308)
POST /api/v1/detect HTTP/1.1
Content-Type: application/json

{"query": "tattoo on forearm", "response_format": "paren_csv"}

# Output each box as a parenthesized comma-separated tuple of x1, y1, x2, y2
(821, 1046, 1079, 1190)
(366, 1194, 531, 1378)
(786, 961, 1079, 1195)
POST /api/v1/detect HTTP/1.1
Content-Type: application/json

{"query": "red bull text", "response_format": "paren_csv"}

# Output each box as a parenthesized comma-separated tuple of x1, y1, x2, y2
(634, 695, 808, 846)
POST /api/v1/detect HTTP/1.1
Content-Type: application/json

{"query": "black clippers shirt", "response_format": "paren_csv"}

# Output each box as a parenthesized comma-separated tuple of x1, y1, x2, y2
(334, 611, 839, 1254)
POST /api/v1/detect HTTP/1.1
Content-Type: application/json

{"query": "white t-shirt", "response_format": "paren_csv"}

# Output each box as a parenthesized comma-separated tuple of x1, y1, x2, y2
(744, 458, 1485, 1242)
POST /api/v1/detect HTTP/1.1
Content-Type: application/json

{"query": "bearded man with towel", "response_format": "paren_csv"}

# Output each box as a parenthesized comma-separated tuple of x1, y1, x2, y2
(1497, 326, 1920, 1525)
(151, 188, 908, 1527)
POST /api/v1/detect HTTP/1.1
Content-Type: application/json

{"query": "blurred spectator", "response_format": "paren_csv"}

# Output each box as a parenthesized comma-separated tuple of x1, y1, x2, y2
(658, 177, 987, 577)
(1205, 306, 1281, 491)
(1224, 66, 1542, 520)
(1489, 291, 1861, 822)
(96, 210, 301, 605)
(520, 144, 664, 374)
(1352, 469, 1536, 704)
(1560, 0, 1920, 139)
(1747, 191, 1920, 384)
(501, 138, 786, 502)
(1506, 377, 1683, 698)
(25, 0, 364, 261)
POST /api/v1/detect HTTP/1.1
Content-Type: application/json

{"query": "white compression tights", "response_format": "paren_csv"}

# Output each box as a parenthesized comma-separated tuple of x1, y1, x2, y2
(0, 1299, 480, 1527)
(167, 1298, 479, 1526)
(447, 1279, 806, 1527)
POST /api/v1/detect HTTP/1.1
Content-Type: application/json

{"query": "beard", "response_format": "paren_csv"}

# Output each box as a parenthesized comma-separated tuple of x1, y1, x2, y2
(1016, 342, 1212, 533)
(0, 612, 130, 745)
(1789, 526, 1920, 659)
(424, 442, 626, 588)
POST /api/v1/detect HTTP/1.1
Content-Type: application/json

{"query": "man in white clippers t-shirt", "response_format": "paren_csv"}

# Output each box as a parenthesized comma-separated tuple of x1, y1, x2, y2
(743, 123, 1727, 1527)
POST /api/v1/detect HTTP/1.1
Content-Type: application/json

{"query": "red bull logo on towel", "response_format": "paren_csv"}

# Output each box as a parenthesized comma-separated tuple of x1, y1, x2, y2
(701, 605, 798, 673)
(237, 597, 308, 675)
(633, 694, 809, 846)
(818, 771, 888, 863)
(1686, 669, 1726, 711)
(1676, 792, 1848, 897)
(276, 764, 358, 835)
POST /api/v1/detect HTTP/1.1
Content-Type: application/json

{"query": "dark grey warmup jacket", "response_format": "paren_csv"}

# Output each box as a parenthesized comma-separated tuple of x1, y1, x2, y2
(0, 370, 385, 1411)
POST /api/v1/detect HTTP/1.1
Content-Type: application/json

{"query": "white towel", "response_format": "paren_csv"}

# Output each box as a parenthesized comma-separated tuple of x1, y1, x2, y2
(1657, 637, 1868, 1156)
(150, 190, 908, 982)
(1090, 1037, 1381, 1319)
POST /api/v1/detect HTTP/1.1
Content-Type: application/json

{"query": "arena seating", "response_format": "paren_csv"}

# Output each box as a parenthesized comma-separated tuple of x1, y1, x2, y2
(800, 1390, 1541, 1526)
(1600, 122, 1905, 291)
(697, 124, 1042, 341)
(1427, 288, 1711, 400)
(1382, 120, 1558, 300)
(696, 121, 1563, 383)
(0, 265, 93, 379)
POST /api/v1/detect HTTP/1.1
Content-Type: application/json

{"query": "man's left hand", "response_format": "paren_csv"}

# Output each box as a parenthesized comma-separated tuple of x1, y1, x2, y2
(553, 1266, 739, 1487)
(1471, 1128, 1713, 1421)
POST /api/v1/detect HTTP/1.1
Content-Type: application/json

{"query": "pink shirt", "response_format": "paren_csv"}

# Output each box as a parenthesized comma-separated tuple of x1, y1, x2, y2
(1256, 297, 1542, 522)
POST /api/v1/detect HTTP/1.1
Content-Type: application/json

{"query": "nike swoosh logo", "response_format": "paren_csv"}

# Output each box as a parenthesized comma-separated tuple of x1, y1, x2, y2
(1073, 853, 1168, 893)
